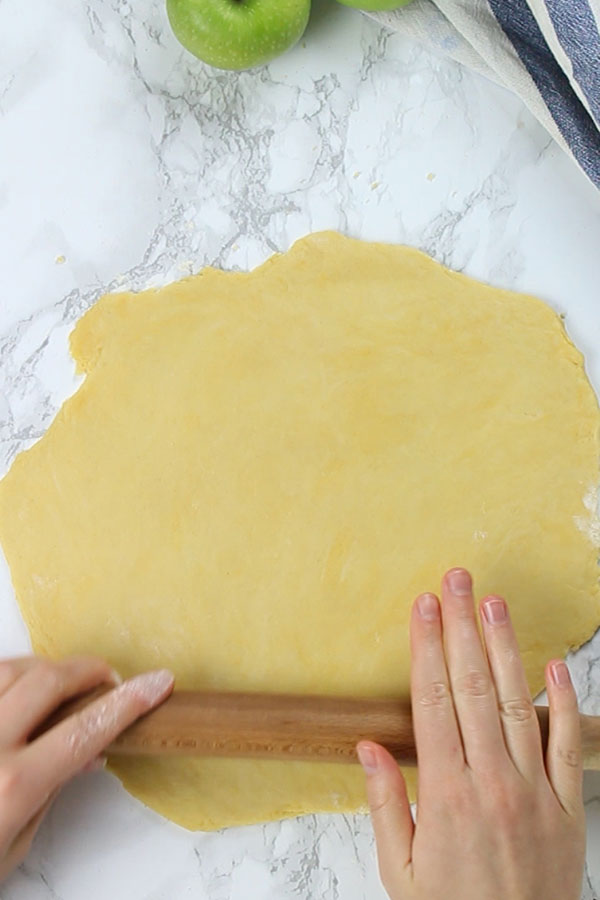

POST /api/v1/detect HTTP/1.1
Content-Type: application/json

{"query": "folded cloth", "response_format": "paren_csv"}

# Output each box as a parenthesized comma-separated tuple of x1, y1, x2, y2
(367, 0, 600, 189)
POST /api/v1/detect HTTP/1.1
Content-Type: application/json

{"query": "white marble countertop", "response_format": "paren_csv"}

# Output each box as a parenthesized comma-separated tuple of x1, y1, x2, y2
(1, 1, 600, 898)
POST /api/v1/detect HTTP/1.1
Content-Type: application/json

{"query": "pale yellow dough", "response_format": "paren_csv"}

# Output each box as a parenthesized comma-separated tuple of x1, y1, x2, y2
(1, 232, 599, 830)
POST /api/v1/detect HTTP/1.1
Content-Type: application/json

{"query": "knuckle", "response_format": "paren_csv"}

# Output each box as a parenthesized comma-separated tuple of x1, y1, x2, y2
(454, 670, 492, 700)
(36, 661, 63, 692)
(71, 655, 108, 674)
(484, 773, 536, 825)
(69, 695, 122, 755)
(0, 764, 22, 801)
(0, 660, 20, 684)
(499, 698, 535, 724)
(416, 681, 451, 709)
(369, 787, 394, 817)
(63, 711, 92, 759)
(441, 781, 472, 817)
(454, 603, 475, 621)
(495, 797, 519, 826)
(486, 783, 520, 824)
(556, 746, 581, 769)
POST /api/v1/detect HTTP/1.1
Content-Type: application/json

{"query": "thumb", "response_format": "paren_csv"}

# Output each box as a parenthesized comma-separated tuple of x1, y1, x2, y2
(357, 741, 414, 894)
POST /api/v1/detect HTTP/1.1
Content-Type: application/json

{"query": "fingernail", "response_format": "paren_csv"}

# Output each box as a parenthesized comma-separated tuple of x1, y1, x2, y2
(357, 744, 379, 775)
(447, 568, 472, 595)
(417, 592, 439, 621)
(550, 661, 571, 687)
(483, 596, 507, 625)
(109, 669, 123, 686)
(122, 669, 174, 704)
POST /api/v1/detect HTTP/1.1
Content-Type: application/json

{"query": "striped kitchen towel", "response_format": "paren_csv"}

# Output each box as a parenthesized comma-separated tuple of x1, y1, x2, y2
(367, 0, 600, 189)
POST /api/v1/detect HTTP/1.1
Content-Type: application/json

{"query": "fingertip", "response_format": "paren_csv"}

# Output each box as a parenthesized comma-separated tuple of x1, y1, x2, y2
(480, 594, 509, 627)
(413, 592, 440, 622)
(71, 656, 124, 692)
(444, 567, 472, 596)
(357, 741, 381, 775)
(120, 668, 175, 707)
(108, 668, 123, 687)
(546, 659, 574, 692)
(358, 741, 408, 782)
(410, 594, 442, 662)
(358, 740, 409, 804)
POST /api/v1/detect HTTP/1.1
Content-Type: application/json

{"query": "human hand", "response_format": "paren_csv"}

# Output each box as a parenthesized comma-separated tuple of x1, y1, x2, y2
(358, 568, 585, 900)
(0, 656, 174, 882)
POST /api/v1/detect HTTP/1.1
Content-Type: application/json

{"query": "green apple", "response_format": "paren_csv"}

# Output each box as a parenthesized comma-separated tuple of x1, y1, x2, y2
(167, 0, 311, 70)
(335, 0, 413, 9)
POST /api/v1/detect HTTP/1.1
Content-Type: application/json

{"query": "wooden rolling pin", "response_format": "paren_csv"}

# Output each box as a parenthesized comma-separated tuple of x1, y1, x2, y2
(41, 688, 600, 768)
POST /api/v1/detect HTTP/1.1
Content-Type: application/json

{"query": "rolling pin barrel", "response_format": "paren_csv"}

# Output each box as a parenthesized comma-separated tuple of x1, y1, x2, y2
(41, 689, 600, 768)
(110, 691, 417, 763)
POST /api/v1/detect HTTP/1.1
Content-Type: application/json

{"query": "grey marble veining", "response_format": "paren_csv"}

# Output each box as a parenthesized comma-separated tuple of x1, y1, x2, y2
(1, 1, 600, 898)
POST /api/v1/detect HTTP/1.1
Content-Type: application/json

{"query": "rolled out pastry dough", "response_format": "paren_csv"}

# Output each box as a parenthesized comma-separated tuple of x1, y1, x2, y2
(0, 232, 599, 830)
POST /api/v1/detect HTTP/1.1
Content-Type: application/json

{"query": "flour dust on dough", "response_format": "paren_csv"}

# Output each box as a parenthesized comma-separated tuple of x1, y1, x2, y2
(0, 232, 599, 830)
